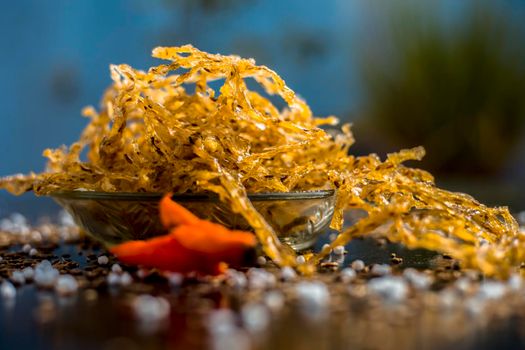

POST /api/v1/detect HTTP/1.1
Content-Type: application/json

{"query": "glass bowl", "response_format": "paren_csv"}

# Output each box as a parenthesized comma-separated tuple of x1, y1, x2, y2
(50, 190, 336, 250)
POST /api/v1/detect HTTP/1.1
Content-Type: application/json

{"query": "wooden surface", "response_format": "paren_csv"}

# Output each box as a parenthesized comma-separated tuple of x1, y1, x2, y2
(1, 198, 525, 350)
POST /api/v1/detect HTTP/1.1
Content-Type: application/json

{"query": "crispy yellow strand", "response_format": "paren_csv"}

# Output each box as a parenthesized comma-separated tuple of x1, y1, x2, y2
(1, 45, 522, 277)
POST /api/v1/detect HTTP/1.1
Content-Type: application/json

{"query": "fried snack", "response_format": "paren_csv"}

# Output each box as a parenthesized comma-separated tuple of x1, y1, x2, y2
(1, 45, 523, 276)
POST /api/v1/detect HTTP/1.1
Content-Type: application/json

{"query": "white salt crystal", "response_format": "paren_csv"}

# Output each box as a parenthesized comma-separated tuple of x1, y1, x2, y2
(10, 270, 25, 285)
(1, 281, 16, 299)
(22, 267, 35, 281)
(296, 255, 306, 265)
(403, 268, 432, 290)
(351, 260, 365, 272)
(256, 256, 267, 266)
(333, 245, 345, 255)
(295, 281, 329, 319)
(119, 272, 133, 286)
(34, 260, 59, 288)
(107, 272, 121, 286)
(280, 266, 296, 281)
(55, 275, 79, 296)
(132, 295, 170, 322)
(477, 281, 507, 300)
(247, 268, 276, 290)
(97, 255, 109, 265)
(368, 276, 408, 302)
(370, 264, 391, 276)
(111, 264, 122, 273)
(340, 268, 356, 283)
(166, 272, 184, 287)
(263, 291, 285, 313)
(241, 303, 270, 334)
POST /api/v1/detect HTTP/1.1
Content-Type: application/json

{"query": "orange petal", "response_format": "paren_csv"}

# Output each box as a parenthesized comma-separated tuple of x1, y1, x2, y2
(170, 223, 256, 256)
(110, 233, 195, 273)
(159, 193, 200, 228)
(110, 196, 257, 275)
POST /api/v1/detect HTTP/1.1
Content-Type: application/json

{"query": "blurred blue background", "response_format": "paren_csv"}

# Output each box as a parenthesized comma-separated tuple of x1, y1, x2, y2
(1, 0, 525, 213)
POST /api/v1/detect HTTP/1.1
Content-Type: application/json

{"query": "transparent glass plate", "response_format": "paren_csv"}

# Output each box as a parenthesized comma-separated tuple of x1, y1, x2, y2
(49, 190, 336, 250)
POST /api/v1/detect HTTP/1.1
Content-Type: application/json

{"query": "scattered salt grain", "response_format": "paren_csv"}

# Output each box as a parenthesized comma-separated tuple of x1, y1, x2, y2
(132, 295, 170, 322)
(22, 244, 32, 253)
(55, 275, 79, 296)
(340, 268, 356, 283)
(295, 281, 329, 319)
(30, 230, 42, 242)
(166, 272, 184, 288)
(120, 272, 133, 286)
(351, 260, 365, 272)
(29, 248, 38, 257)
(241, 303, 270, 334)
(280, 266, 296, 281)
(247, 268, 276, 290)
(107, 271, 133, 287)
(257, 256, 267, 266)
(10, 270, 25, 285)
(97, 255, 109, 265)
(1, 281, 16, 299)
(263, 291, 285, 313)
(136, 269, 149, 279)
(207, 309, 237, 335)
(10, 213, 27, 226)
(368, 276, 408, 302)
(333, 245, 345, 255)
(465, 297, 485, 316)
(296, 255, 306, 265)
(107, 272, 121, 286)
(225, 269, 248, 289)
(111, 264, 123, 273)
(331, 254, 345, 266)
(438, 289, 458, 310)
(403, 268, 432, 290)
(36, 260, 52, 269)
(34, 260, 59, 288)
(477, 281, 507, 300)
(508, 274, 523, 291)
(39, 225, 52, 240)
(370, 264, 391, 276)
(207, 309, 251, 350)
(454, 277, 472, 294)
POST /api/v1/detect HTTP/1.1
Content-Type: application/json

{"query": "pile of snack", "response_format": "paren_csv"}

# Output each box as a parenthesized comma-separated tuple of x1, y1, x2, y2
(1, 45, 523, 277)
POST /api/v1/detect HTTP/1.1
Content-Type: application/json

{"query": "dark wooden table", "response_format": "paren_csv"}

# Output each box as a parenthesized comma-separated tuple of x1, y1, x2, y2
(1, 194, 525, 350)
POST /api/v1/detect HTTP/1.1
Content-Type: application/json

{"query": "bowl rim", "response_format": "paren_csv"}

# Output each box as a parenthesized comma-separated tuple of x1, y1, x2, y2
(49, 189, 335, 202)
